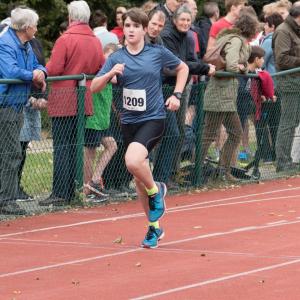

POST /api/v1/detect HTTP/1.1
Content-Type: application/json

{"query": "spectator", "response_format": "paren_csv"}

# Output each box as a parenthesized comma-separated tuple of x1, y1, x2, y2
(0, 6, 46, 214)
(273, 4, 300, 172)
(90, 10, 119, 48)
(246, 46, 276, 179)
(59, 21, 68, 35)
(83, 43, 118, 203)
(206, 0, 247, 162)
(261, 13, 284, 75)
(154, 0, 182, 27)
(145, 8, 166, 45)
(206, 0, 247, 50)
(141, 1, 158, 15)
(18, 37, 48, 201)
(111, 6, 127, 43)
(196, 1, 220, 58)
(264, 0, 292, 20)
(155, 5, 215, 188)
(184, 0, 201, 59)
(39, 0, 105, 206)
(201, 14, 257, 182)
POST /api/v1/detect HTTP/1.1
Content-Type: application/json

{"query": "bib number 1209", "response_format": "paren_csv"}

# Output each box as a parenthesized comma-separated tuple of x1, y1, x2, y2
(123, 88, 146, 111)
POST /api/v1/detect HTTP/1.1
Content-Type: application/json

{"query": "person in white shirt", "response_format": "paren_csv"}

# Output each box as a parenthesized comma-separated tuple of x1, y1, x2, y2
(90, 9, 119, 48)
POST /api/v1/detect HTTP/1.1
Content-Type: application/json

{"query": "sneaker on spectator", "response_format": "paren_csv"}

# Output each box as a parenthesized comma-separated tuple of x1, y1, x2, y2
(102, 188, 128, 198)
(39, 194, 66, 206)
(148, 182, 167, 222)
(166, 180, 180, 191)
(85, 193, 109, 204)
(1, 200, 26, 215)
(16, 186, 33, 202)
(141, 225, 164, 248)
(85, 181, 109, 197)
(217, 167, 239, 183)
(276, 162, 299, 173)
(251, 168, 261, 180)
(119, 185, 137, 197)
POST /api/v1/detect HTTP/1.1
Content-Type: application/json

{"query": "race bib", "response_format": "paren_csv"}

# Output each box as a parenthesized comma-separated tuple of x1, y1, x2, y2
(123, 88, 146, 111)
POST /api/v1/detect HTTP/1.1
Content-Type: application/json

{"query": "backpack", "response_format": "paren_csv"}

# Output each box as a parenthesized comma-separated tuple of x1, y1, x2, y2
(203, 38, 228, 71)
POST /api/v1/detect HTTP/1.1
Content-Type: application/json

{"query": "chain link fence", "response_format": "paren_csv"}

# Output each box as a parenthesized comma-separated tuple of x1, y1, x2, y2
(1, 70, 300, 219)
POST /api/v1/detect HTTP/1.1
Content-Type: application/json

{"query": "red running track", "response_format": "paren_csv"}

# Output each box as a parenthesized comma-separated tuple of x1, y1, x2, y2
(1, 178, 300, 299)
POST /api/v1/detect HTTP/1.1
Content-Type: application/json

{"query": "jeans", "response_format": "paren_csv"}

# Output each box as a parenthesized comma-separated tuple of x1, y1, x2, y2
(0, 107, 23, 202)
(52, 116, 77, 200)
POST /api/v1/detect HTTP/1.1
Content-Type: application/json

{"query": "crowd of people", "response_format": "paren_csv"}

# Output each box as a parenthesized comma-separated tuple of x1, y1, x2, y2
(1, 0, 300, 247)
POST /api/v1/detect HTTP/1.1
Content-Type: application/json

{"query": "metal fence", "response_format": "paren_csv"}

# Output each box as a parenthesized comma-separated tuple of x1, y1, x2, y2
(1, 69, 300, 219)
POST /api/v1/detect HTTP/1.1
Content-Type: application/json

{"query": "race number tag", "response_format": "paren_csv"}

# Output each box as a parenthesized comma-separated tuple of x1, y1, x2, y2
(123, 88, 146, 111)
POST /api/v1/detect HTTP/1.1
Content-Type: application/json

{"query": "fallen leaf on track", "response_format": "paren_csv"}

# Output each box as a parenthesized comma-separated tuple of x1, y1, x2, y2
(113, 236, 123, 244)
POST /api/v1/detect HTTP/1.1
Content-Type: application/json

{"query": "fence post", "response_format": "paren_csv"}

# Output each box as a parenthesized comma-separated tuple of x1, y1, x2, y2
(76, 75, 86, 190)
(193, 82, 205, 187)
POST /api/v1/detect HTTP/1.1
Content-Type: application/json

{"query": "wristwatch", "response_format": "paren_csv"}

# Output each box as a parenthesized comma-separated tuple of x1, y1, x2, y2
(172, 92, 182, 100)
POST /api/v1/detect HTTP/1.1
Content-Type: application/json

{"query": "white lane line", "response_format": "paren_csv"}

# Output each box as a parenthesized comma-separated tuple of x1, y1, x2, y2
(267, 220, 287, 225)
(131, 258, 300, 300)
(167, 186, 300, 212)
(1, 219, 300, 279)
(168, 194, 300, 215)
(161, 219, 300, 247)
(1, 191, 300, 239)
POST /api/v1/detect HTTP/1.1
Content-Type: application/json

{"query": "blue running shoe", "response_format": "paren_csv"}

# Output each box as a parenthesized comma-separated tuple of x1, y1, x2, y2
(141, 226, 164, 248)
(148, 182, 167, 222)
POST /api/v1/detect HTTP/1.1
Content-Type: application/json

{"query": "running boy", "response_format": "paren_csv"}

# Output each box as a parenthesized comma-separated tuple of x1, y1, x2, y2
(91, 8, 189, 248)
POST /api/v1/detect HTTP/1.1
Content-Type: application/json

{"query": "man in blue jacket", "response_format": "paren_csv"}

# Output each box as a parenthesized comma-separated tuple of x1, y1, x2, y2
(0, 7, 46, 215)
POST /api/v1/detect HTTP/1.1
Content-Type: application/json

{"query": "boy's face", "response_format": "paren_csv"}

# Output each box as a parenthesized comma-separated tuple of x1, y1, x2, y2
(255, 56, 264, 69)
(123, 17, 146, 45)
(231, 3, 245, 18)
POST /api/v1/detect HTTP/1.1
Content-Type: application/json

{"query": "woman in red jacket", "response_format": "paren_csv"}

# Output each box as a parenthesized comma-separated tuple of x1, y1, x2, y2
(39, 0, 105, 206)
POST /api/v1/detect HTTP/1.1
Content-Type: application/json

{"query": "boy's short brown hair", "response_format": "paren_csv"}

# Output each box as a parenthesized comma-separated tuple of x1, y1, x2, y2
(122, 7, 149, 28)
(248, 46, 265, 63)
(225, 0, 248, 13)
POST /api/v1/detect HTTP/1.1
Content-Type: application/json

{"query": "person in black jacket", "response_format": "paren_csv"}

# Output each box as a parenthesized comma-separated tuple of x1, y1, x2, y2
(153, 5, 215, 188)
(196, 1, 219, 58)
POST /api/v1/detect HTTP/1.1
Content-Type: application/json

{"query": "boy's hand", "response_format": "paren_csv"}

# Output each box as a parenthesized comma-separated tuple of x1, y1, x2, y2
(111, 63, 125, 76)
(165, 96, 180, 111)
